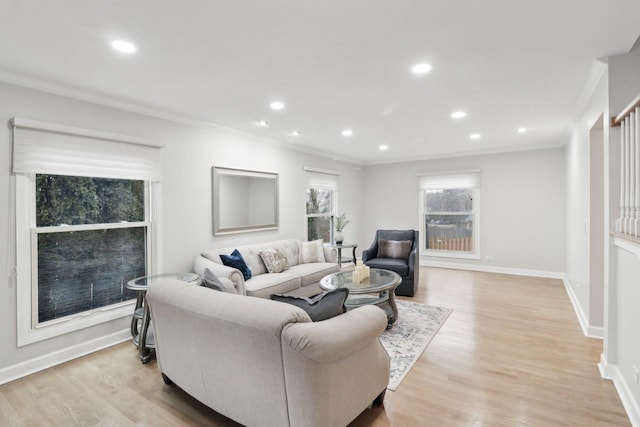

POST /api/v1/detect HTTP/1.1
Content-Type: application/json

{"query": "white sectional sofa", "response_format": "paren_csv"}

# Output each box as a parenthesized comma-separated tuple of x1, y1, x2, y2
(147, 278, 390, 427)
(193, 239, 340, 298)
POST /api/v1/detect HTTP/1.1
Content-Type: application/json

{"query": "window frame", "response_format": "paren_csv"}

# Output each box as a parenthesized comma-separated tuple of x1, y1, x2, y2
(16, 174, 158, 347)
(305, 188, 337, 242)
(11, 118, 163, 347)
(304, 168, 340, 243)
(418, 171, 481, 260)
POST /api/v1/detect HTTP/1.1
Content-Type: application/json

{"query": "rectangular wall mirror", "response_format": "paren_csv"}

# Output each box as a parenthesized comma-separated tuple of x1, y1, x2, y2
(212, 166, 279, 235)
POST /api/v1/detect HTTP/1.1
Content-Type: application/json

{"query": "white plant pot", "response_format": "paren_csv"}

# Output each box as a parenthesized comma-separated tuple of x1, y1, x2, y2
(334, 231, 344, 244)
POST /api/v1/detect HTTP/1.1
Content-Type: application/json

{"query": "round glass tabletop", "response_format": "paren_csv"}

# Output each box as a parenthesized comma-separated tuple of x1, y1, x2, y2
(126, 272, 201, 291)
(320, 268, 401, 294)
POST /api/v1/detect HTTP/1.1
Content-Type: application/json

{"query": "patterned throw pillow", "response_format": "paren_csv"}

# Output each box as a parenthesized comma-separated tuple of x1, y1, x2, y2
(377, 239, 412, 259)
(298, 239, 325, 263)
(259, 248, 290, 273)
(220, 249, 252, 280)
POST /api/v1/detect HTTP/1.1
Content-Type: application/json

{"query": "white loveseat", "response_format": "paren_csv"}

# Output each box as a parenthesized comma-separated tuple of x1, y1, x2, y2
(193, 239, 340, 298)
(147, 278, 390, 427)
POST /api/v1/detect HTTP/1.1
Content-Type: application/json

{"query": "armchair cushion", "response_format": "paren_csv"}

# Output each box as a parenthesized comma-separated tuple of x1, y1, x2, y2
(220, 249, 252, 280)
(377, 239, 412, 259)
(364, 258, 410, 277)
(270, 288, 349, 322)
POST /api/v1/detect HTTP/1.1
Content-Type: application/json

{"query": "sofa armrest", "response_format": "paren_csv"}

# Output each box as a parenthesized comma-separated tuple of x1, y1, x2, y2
(282, 305, 387, 363)
(192, 256, 246, 295)
(323, 245, 338, 263)
(281, 305, 390, 426)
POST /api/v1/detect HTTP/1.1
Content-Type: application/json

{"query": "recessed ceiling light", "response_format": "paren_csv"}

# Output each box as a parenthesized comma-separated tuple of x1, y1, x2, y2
(342, 129, 353, 137)
(258, 120, 269, 127)
(470, 133, 482, 140)
(411, 63, 432, 75)
(518, 127, 527, 133)
(292, 130, 301, 136)
(379, 145, 389, 151)
(270, 101, 285, 110)
(451, 111, 467, 119)
(110, 40, 137, 54)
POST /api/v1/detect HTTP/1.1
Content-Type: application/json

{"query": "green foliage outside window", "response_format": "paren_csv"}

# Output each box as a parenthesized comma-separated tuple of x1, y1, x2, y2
(36, 175, 144, 226)
(35, 174, 146, 323)
(306, 188, 334, 242)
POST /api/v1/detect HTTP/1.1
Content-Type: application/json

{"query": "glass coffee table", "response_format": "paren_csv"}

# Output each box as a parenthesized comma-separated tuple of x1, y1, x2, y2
(320, 268, 402, 328)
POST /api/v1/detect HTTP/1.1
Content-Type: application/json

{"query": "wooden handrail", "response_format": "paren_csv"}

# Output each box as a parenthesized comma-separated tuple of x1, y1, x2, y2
(611, 93, 640, 127)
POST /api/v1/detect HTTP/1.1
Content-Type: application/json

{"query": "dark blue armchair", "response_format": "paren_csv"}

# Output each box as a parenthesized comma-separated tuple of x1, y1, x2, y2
(362, 230, 419, 297)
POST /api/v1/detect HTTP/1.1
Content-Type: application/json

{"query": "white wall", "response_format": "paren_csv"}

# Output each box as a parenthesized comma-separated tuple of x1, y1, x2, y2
(361, 148, 566, 274)
(0, 82, 363, 380)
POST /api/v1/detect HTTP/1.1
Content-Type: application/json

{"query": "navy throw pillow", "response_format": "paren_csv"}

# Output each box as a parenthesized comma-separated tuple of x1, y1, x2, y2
(220, 249, 252, 280)
(270, 288, 349, 322)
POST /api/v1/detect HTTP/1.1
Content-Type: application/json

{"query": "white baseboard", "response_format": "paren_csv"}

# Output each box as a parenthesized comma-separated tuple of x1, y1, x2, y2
(420, 259, 565, 280)
(561, 275, 604, 339)
(599, 354, 640, 427)
(0, 329, 130, 385)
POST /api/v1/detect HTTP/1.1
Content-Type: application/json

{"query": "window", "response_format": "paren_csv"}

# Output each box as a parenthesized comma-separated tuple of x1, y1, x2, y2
(36, 175, 145, 323)
(419, 171, 480, 259)
(12, 118, 162, 345)
(304, 169, 339, 242)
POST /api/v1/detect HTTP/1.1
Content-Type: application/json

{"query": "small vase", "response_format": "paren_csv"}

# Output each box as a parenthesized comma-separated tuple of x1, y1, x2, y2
(334, 231, 344, 244)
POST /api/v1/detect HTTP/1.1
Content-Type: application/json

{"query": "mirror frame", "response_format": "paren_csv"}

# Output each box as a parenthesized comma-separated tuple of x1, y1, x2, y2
(212, 166, 279, 235)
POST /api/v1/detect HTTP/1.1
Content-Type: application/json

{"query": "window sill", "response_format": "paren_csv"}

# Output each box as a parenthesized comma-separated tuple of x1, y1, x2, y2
(422, 251, 481, 260)
(18, 302, 135, 347)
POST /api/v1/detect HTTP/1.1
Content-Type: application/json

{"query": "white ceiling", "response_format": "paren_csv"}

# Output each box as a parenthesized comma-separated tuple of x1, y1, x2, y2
(1, 0, 640, 164)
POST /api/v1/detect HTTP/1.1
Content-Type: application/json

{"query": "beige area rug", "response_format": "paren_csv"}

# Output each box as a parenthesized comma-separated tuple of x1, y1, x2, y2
(379, 301, 452, 391)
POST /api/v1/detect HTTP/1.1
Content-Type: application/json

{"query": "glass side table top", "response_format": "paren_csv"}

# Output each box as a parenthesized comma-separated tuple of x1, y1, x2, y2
(126, 272, 201, 290)
(320, 268, 401, 294)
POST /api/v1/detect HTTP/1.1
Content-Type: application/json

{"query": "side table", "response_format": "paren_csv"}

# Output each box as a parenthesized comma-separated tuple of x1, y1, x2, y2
(323, 242, 358, 269)
(126, 272, 201, 363)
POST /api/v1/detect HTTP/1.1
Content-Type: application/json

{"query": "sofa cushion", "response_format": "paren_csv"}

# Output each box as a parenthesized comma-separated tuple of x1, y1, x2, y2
(244, 273, 301, 298)
(298, 239, 325, 263)
(287, 262, 340, 287)
(364, 258, 410, 277)
(259, 248, 290, 273)
(202, 268, 237, 293)
(377, 239, 412, 259)
(220, 249, 252, 280)
(270, 288, 349, 321)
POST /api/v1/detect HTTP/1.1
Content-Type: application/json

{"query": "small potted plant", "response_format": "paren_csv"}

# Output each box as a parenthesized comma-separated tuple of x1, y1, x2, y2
(334, 213, 350, 244)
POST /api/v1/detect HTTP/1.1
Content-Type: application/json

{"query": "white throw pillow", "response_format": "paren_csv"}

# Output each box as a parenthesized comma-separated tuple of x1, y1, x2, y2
(298, 239, 325, 263)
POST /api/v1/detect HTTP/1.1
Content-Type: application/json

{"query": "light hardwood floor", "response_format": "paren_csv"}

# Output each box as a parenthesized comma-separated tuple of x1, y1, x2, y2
(0, 267, 630, 426)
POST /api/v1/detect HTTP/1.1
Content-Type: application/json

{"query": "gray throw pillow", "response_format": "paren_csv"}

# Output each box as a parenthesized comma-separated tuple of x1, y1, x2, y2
(202, 268, 236, 293)
(377, 239, 412, 259)
(270, 288, 349, 321)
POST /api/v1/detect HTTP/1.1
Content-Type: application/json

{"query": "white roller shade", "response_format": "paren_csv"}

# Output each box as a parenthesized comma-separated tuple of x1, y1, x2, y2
(12, 118, 164, 181)
(419, 170, 480, 190)
(304, 168, 339, 190)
